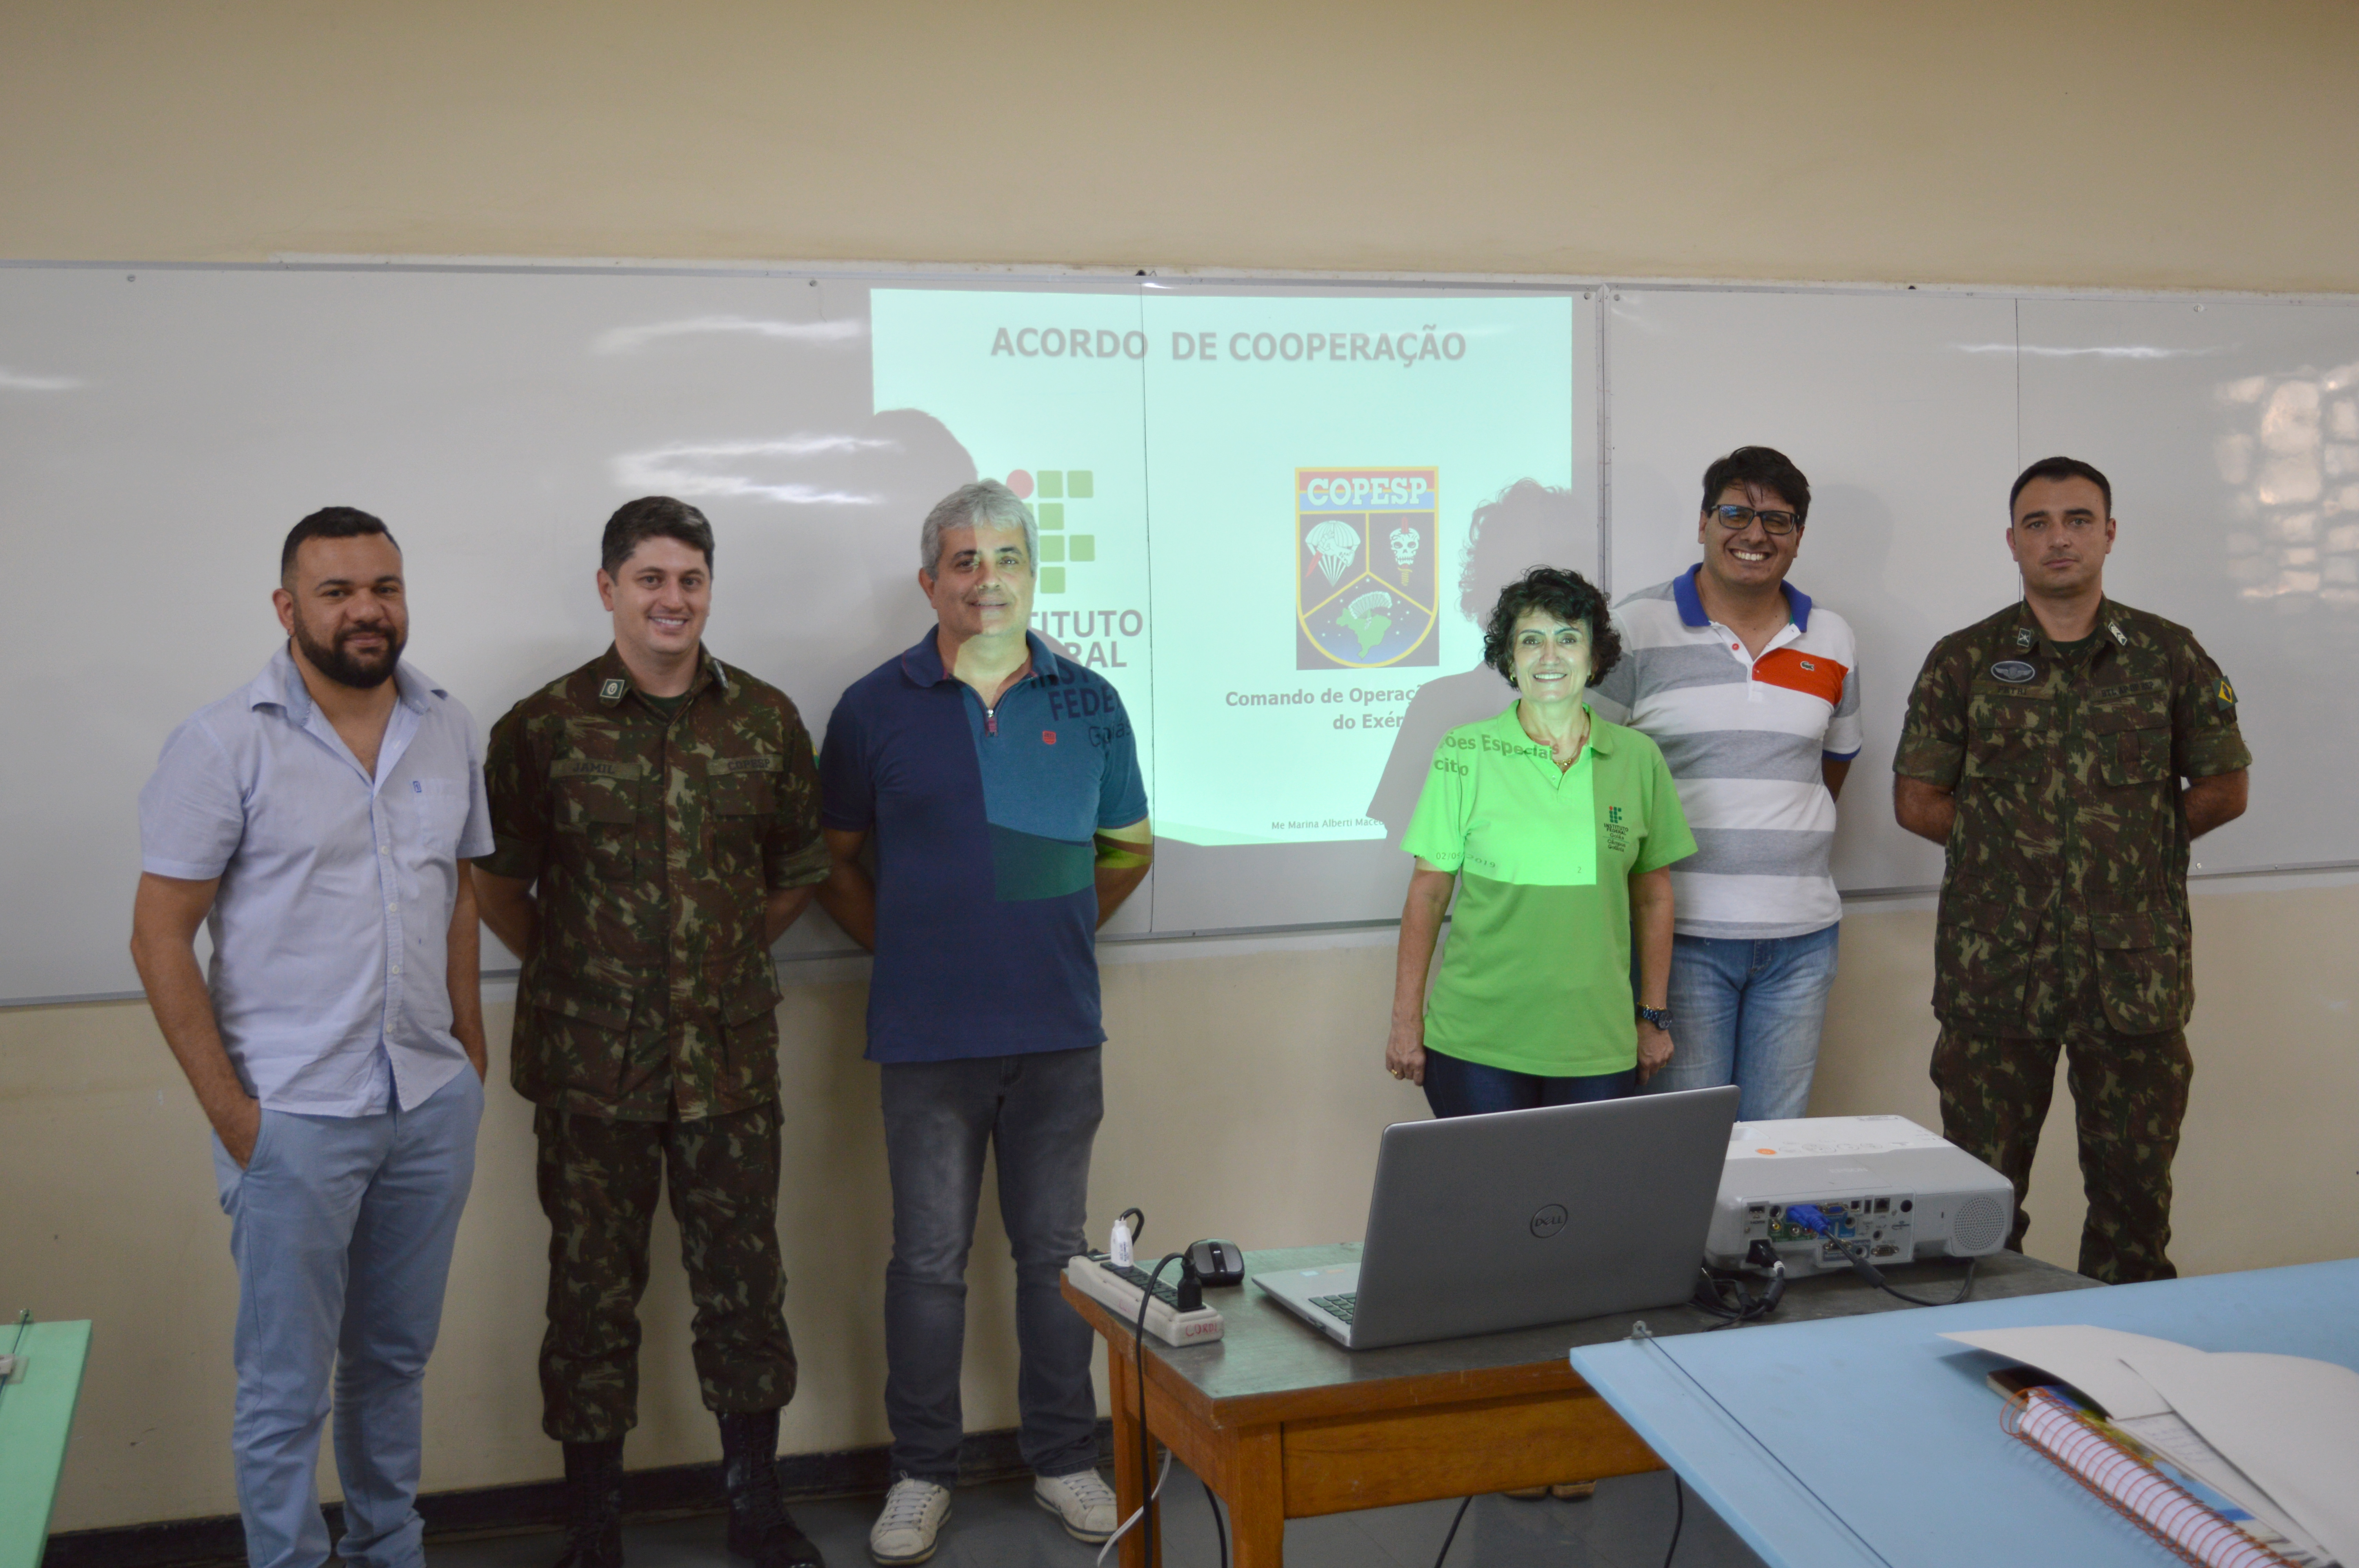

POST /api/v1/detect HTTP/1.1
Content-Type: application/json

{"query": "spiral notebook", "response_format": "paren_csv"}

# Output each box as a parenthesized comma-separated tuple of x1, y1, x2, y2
(1950, 1326, 2358, 1568)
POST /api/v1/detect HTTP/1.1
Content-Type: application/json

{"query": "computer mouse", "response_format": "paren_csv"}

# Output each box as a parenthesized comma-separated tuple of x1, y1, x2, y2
(1187, 1238, 1245, 1287)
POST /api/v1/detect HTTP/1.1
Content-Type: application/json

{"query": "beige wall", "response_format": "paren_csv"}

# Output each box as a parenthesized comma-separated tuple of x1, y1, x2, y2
(5, 0, 2359, 290)
(5, 0, 2358, 1535)
(9, 888, 2359, 1533)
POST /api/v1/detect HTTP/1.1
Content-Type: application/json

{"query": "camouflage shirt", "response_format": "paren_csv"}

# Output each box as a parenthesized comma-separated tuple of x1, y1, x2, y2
(479, 645, 828, 1121)
(1895, 599, 2250, 1036)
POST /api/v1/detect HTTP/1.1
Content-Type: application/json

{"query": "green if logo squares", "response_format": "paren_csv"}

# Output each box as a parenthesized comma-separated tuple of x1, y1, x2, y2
(1038, 502, 1064, 530)
(1040, 566, 1067, 593)
(1067, 470, 1093, 499)
(1038, 471, 1064, 499)
(1038, 535, 1066, 563)
(1069, 535, 1095, 562)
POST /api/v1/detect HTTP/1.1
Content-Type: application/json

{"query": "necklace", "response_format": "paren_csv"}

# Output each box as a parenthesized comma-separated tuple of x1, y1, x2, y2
(1519, 704, 1590, 767)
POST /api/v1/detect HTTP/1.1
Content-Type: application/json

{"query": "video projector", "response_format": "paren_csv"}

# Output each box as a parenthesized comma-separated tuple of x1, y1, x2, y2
(1704, 1115, 2014, 1276)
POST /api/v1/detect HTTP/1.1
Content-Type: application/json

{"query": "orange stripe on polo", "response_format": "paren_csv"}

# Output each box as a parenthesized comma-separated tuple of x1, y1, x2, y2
(1753, 648, 1847, 706)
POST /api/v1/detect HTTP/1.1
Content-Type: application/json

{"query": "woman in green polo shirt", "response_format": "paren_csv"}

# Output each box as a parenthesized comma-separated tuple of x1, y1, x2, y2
(1385, 566, 1696, 1116)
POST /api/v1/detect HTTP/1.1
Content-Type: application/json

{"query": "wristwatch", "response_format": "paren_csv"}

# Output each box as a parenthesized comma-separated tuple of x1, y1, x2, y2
(1636, 1005, 1674, 1030)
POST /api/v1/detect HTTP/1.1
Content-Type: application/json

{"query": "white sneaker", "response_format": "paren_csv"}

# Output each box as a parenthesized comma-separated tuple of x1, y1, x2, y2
(868, 1475, 951, 1565)
(1034, 1469, 1120, 1544)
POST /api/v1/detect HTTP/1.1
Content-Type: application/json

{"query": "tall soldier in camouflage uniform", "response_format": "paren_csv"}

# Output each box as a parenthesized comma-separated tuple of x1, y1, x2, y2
(476, 498, 830, 1568)
(1894, 457, 2249, 1285)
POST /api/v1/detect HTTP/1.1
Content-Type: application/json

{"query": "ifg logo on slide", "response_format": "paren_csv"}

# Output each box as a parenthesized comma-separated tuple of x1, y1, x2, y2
(1004, 468, 1096, 596)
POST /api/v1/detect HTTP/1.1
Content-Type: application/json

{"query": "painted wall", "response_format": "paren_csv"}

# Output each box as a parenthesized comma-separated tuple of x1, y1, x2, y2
(4, 0, 2357, 1534)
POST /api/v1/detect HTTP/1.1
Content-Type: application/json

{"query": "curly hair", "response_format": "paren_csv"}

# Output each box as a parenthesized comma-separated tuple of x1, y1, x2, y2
(1481, 566, 1621, 689)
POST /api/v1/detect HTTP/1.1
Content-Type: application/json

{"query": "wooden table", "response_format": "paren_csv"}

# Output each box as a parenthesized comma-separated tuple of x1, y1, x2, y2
(1063, 1245, 2095, 1568)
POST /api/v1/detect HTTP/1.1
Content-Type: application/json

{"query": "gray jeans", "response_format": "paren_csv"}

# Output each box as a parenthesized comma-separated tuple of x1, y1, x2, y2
(879, 1046, 1103, 1484)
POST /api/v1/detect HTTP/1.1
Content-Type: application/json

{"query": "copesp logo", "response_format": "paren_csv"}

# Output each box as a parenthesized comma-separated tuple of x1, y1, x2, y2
(1296, 466, 1440, 671)
(1004, 468, 1096, 596)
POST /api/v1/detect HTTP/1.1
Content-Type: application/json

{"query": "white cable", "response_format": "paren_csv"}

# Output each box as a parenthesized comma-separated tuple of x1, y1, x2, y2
(1095, 1449, 1174, 1568)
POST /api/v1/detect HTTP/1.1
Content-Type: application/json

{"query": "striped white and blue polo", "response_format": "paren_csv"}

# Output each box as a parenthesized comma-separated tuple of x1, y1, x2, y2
(1590, 566, 1862, 940)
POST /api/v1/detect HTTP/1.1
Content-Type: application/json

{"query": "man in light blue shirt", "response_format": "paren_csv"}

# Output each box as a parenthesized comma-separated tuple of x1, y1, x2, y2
(131, 507, 493, 1568)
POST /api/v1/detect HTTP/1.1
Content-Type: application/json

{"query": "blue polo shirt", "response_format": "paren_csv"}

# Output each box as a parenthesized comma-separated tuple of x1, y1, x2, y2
(820, 631, 1149, 1062)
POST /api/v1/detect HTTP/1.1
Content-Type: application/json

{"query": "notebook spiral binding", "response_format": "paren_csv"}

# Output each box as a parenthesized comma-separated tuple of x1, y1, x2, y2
(2001, 1387, 2304, 1568)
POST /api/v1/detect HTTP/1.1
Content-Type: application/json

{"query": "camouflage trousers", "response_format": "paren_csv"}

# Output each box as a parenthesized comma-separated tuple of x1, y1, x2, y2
(1930, 1020, 2192, 1285)
(534, 1102, 797, 1442)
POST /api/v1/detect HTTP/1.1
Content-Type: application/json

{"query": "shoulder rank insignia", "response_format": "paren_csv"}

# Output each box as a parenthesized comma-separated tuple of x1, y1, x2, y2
(598, 677, 628, 704)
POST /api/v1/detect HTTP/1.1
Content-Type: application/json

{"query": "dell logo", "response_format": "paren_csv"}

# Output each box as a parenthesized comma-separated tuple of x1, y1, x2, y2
(1530, 1204, 1569, 1239)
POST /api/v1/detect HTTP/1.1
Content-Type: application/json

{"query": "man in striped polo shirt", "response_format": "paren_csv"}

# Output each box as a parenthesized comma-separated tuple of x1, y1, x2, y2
(1591, 446, 1861, 1120)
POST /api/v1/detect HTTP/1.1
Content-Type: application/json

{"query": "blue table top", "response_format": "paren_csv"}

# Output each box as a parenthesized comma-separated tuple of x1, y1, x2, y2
(1569, 1259, 2359, 1568)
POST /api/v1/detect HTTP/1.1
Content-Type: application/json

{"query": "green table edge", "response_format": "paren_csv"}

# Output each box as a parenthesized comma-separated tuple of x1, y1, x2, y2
(0, 1321, 92, 1568)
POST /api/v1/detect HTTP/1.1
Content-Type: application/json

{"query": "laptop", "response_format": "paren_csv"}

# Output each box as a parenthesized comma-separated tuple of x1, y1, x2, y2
(1253, 1086, 1740, 1350)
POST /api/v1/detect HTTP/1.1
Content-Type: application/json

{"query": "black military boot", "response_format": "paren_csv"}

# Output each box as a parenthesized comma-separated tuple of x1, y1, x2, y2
(552, 1439, 625, 1568)
(718, 1409, 825, 1568)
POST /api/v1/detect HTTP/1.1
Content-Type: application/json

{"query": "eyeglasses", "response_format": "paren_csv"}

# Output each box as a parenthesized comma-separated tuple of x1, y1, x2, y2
(1710, 504, 1802, 536)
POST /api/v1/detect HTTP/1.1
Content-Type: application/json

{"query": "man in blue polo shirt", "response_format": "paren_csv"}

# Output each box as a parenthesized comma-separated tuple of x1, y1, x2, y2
(817, 480, 1151, 1566)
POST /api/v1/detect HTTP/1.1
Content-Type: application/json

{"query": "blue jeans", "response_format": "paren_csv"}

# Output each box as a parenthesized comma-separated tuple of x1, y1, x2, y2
(209, 1067, 483, 1568)
(1649, 924, 1841, 1121)
(879, 1047, 1103, 1485)
(1421, 1049, 1636, 1118)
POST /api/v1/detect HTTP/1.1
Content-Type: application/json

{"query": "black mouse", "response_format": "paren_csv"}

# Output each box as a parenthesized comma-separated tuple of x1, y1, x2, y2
(1187, 1239, 1245, 1287)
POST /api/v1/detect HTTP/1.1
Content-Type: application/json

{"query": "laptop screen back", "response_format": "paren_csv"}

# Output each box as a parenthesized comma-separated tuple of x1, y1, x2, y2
(1345, 1086, 1740, 1349)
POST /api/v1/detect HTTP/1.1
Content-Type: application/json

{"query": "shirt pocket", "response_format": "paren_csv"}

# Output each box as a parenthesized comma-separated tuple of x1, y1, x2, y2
(557, 777, 642, 882)
(406, 777, 471, 853)
(2086, 687, 2173, 787)
(716, 951, 784, 1101)
(521, 968, 640, 1100)
(2092, 908, 2185, 1035)
(1963, 689, 2050, 782)
(1933, 893, 2037, 1026)
(705, 757, 781, 880)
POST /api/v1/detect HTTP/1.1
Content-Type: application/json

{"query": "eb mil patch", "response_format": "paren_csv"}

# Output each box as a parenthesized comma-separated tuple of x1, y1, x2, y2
(2219, 677, 2236, 705)
(1296, 466, 1440, 670)
(1990, 659, 2038, 684)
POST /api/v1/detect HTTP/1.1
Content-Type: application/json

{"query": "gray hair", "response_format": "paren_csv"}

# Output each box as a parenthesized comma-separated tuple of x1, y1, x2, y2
(919, 480, 1038, 577)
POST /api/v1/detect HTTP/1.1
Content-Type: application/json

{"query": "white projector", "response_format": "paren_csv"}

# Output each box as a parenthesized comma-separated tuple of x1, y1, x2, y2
(1703, 1115, 2015, 1276)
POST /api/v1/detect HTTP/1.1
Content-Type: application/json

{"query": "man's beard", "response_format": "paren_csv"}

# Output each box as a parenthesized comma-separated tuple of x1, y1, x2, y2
(292, 617, 405, 689)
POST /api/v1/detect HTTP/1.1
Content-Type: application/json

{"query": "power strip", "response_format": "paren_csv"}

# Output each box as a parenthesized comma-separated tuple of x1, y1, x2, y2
(1064, 1255, 1226, 1346)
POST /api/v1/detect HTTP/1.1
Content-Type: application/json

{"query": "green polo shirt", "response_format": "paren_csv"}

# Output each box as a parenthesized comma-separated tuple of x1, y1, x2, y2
(1403, 703, 1697, 1077)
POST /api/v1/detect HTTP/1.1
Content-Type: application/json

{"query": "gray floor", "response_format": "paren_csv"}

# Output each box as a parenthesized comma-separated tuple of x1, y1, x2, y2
(427, 1465, 1766, 1568)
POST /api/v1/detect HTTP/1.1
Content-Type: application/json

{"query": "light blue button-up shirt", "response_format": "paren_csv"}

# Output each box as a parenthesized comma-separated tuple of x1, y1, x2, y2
(139, 646, 494, 1115)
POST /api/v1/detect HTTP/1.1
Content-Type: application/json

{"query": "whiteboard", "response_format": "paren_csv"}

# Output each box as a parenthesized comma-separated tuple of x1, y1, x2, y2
(1604, 288, 2021, 895)
(1605, 287, 2354, 895)
(2014, 297, 2359, 880)
(4, 265, 2347, 1003)
(0, 266, 1595, 1001)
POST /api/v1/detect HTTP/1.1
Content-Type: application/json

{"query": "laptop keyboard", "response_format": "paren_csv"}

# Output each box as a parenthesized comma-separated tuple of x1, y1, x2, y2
(1311, 1292, 1358, 1322)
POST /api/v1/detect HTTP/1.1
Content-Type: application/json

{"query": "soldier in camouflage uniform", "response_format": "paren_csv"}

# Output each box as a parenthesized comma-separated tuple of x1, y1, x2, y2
(476, 497, 830, 1568)
(1894, 457, 2249, 1285)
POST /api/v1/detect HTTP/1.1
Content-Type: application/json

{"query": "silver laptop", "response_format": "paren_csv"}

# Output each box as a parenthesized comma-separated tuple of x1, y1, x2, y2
(1254, 1086, 1740, 1350)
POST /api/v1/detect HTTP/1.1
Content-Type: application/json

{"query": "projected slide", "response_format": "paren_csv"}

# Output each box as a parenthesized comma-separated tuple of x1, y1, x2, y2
(871, 287, 1576, 848)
